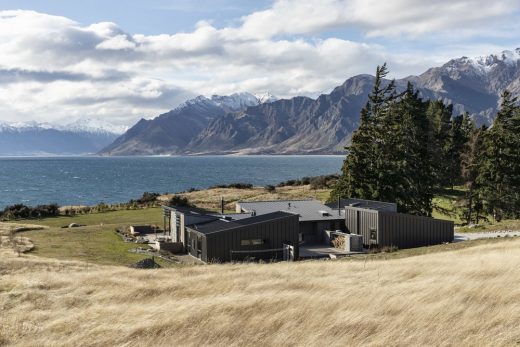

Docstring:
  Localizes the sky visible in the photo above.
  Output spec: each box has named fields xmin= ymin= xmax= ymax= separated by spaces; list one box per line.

xmin=0 ymin=0 xmax=519 ymax=128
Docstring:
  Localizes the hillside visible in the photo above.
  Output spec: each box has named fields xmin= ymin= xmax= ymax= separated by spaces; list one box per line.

xmin=1 ymin=237 xmax=519 ymax=346
xmin=100 ymin=48 xmax=520 ymax=156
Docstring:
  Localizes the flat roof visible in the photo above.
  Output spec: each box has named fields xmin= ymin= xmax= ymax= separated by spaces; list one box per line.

xmin=237 ymin=199 xmax=344 ymax=222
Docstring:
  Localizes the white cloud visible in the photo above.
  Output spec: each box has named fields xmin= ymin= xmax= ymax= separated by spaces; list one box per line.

xmin=238 ymin=0 xmax=520 ymax=38
xmin=0 ymin=2 xmax=518 ymax=126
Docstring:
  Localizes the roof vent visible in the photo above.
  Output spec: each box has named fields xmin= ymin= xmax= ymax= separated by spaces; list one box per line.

xmin=251 ymin=210 xmax=256 ymax=217
xmin=319 ymin=210 xmax=331 ymax=217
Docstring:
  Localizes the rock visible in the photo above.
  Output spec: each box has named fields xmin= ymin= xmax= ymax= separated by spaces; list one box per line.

xmin=129 ymin=258 xmax=161 ymax=269
xmin=68 ymin=223 xmax=85 ymax=228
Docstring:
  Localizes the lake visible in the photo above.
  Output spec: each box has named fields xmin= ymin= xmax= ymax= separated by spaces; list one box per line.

xmin=0 ymin=156 xmax=344 ymax=208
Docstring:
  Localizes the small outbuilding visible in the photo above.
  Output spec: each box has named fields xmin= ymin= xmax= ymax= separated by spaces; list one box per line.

xmin=345 ymin=205 xmax=454 ymax=249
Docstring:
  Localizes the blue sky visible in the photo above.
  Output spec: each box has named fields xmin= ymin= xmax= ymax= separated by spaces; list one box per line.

xmin=0 ymin=0 xmax=272 ymax=34
xmin=0 ymin=0 xmax=519 ymax=127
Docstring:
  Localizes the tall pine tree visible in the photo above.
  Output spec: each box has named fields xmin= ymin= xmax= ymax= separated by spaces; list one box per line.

xmin=331 ymin=63 xmax=395 ymax=201
xmin=476 ymin=90 xmax=520 ymax=220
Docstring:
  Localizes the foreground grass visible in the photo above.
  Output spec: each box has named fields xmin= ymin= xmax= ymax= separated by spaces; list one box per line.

xmin=1 ymin=239 xmax=520 ymax=346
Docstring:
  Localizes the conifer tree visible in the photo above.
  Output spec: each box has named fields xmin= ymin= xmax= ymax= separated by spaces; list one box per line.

xmin=331 ymin=63 xmax=395 ymax=201
xmin=460 ymin=126 xmax=486 ymax=224
xmin=389 ymin=83 xmax=433 ymax=215
xmin=477 ymin=90 xmax=520 ymax=220
xmin=426 ymin=100 xmax=453 ymax=187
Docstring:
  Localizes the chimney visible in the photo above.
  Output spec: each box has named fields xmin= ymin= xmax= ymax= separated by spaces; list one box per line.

xmin=221 ymin=197 xmax=224 ymax=214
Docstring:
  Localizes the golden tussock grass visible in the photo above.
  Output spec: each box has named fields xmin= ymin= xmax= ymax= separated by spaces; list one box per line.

xmin=160 ymin=185 xmax=330 ymax=211
xmin=1 ymin=239 xmax=520 ymax=346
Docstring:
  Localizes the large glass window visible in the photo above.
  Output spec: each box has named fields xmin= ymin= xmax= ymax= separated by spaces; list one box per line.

xmin=241 ymin=239 xmax=264 ymax=246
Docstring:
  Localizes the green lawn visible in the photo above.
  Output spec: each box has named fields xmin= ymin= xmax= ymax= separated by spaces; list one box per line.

xmin=432 ymin=187 xmax=466 ymax=224
xmin=19 ymin=207 xmax=163 ymax=228
xmin=13 ymin=208 xmax=175 ymax=267
xmin=22 ymin=225 xmax=174 ymax=267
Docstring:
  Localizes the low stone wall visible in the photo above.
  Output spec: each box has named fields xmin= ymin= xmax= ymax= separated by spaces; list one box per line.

xmin=155 ymin=241 xmax=184 ymax=254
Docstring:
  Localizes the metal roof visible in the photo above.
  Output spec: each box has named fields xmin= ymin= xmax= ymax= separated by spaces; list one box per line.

xmin=237 ymin=199 xmax=344 ymax=222
xmin=188 ymin=211 xmax=296 ymax=235
xmin=326 ymin=198 xmax=397 ymax=212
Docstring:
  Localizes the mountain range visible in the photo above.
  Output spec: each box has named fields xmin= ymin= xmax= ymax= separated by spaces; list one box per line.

xmin=2 ymin=49 xmax=520 ymax=156
xmin=100 ymin=48 xmax=520 ymax=156
xmin=0 ymin=119 xmax=125 ymax=156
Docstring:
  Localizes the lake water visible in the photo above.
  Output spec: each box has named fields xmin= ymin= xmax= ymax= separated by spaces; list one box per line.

xmin=0 ymin=156 xmax=344 ymax=208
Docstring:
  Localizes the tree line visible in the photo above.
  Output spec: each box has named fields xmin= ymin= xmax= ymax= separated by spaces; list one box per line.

xmin=331 ymin=64 xmax=520 ymax=223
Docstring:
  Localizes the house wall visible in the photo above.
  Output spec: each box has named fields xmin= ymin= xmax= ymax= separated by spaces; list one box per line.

xmin=203 ymin=214 xmax=300 ymax=263
xmin=187 ymin=229 xmax=207 ymax=260
xmin=345 ymin=206 xmax=454 ymax=249
xmin=378 ymin=212 xmax=454 ymax=248
xmin=345 ymin=207 xmax=379 ymax=246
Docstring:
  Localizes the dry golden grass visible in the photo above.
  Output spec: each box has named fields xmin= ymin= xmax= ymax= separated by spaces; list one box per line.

xmin=160 ymin=185 xmax=331 ymax=211
xmin=1 ymin=239 xmax=520 ymax=346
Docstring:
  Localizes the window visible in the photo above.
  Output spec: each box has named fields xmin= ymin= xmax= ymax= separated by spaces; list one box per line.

xmin=241 ymin=239 xmax=264 ymax=246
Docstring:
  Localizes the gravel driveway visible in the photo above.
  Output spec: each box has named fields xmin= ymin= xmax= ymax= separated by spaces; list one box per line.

xmin=454 ymin=230 xmax=520 ymax=242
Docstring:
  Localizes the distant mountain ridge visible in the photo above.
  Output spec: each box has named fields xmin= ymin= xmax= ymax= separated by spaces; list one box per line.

xmin=100 ymin=48 xmax=520 ymax=156
xmin=0 ymin=120 xmax=122 ymax=156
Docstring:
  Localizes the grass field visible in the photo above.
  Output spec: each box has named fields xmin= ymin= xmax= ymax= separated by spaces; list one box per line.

xmin=1 ymin=238 xmax=520 ymax=346
xmin=173 ymin=184 xmax=332 ymax=211
xmin=3 ymin=208 xmax=172 ymax=267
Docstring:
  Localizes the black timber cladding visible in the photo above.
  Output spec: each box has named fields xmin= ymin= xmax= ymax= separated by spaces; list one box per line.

xmin=345 ymin=206 xmax=454 ymax=249
xmin=187 ymin=211 xmax=300 ymax=262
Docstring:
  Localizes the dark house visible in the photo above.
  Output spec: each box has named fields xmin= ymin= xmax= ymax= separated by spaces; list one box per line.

xmin=186 ymin=211 xmax=299 ymax=262
xmin=345 ymin=205 xmax=454 ymax=249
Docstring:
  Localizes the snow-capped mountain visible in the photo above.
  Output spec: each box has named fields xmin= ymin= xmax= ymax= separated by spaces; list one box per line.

xmin=59 ymin=118 xmax=128 ymax=135
xmin=101 ymin=48 xmax=520 ymax=156
xmin=175 ymin=92 xmax=277 ymax=113
xmin=0 ymin=120 xmax=121 ymax=156
xmin=254 ymin=92 xmax=278 ymax=104
xmin=99 ymin=92 xmax=280 ymax=155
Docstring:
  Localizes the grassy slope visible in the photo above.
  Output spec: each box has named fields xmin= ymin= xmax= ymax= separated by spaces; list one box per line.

xmin=1 ymin=239 xmax=520 ymax=346
xmin=175 ymin=185 xmax=331 ymax=211
xmin=10 ymin=208 xmax=169 ymax=267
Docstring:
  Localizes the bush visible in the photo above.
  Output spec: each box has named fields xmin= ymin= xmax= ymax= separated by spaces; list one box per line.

xmin=0 ymin=203 xmax=60 ymax=220
xmin=167 ymin=195 xmax=192 ymax=207
xmin=209 ymin=183 xmax=253 ymax=189
xmin=264 ymin=185 xmax=276 ymax=193
xmin=277 ymin=174 xmax=340 ymax=188
xmin=128 ymin=192 xmax=160 ymax=206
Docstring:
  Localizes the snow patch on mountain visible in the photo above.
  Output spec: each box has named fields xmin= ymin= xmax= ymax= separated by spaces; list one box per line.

xmin=0 ymin=119 xmax=127 ymax=135
xmin=173 ymin=92 xmax=278 ymax=114
xmin=457 ymin=48 xmax=520 ymax=74
xmin=59 ymin=118 xmax=128 ymax=135
xmin=254 ymin=91 xmax=278 ymax=103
